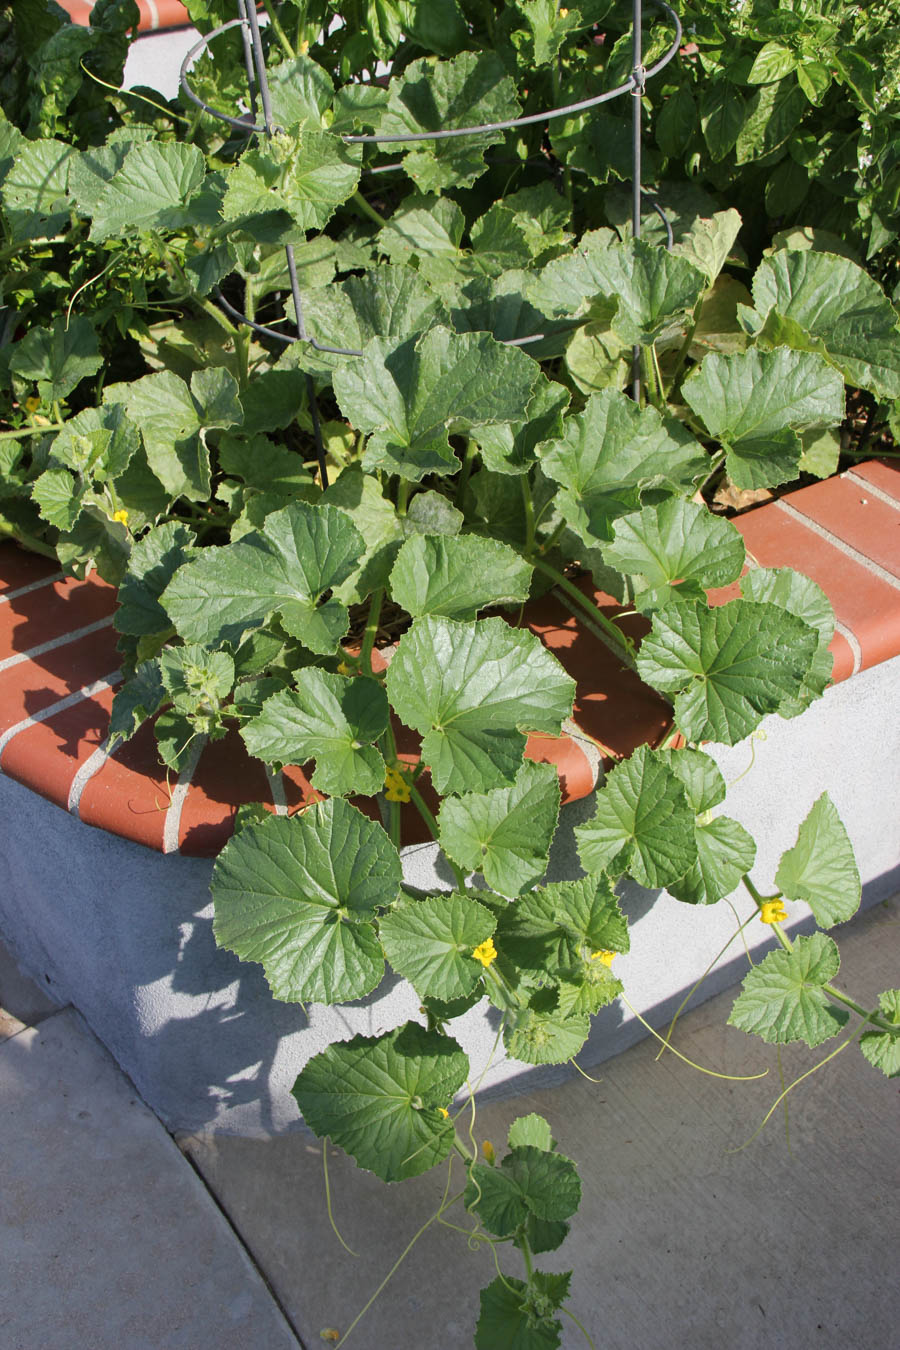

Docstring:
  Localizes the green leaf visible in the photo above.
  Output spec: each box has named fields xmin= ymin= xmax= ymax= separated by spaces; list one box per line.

xmin=159 ymin=642 xmax=234 ymax=713
xmin=9 ymin=316 xmax=102 ymax=403
xmin=379 ymin=892 xmax=496 ymax=1002
xmin=31 ymin=467 xmax=87 ymax=531
xmin=605 ymin=498 xmax=745 ymax=601
xmin=49 ymin=403 xmax=139 ymax=482
xmin=668 ymin=816 xmax=757 ymax=906
xmin=574 ymin=745 xmax=697 ymax=887
xmin=211 ymin=800 xmax=401 ymax=1005
xmin=221 ymin=125 xmax=360 ymax=233
xmin=385 ymin=616 xmax=575 ymax=795
xmin=267 ymin=53 xmax=334 ymax=129
xmin=381 ymin=53 xmax=519 ymax=191
xmin=115 ymin=368 xmax=240 ymax=502
xmin=161 ymin=501 xmax=365 ymax=654
xmin=504 ymin=999 xmax=590 ymax=1065
xmin=530 ymin=237 xmax=706 ymax=345
xmin=670 ymin=208 xmax=742 ymax=287
xmin=700 ymin=81 xmax=745 ymax=161
xmin=751 ymin=250 xmax=900 ymax=399
xmin=775 ymin=793 xmax=861 ymax=928
xmin=320 ymin=465 xmax=404 ymax=604
xmin=636 ymin=599 xmax=821 ymax=745
xmin=240 ymin=672 xmax=389 ymax=797
xmin=389 ymin=534 xmax=533 ymax=621
xmin=115 ymin=521 xmax=196 ymax=637
xmin=740 ymin=567 xmax=835 ymax=714
xmin=735 ymin=78 xmax=806 ymax=165
xmin=332 ymin=327 xmax=538 ymax=482
xmin=860 ymin=991 xmax=900 ymax=1078
xmin=682 ymin=348 xmax=845 ymax=490
xmin=476 ymin=1275 xmax=564 ymax=1350
xmin=88 ymin=140 xmax=206 ymax=241
xmin=536 ymin=388 xmax=707 ymax=546
xmin=298 ymin=265 xmax=446 ymax=363
xmin=291 ymin=1022 xmax=468 ymax=1182
xmin=495 ymin=875 xmax=628 ymax=978
xmin=747 ymin=42 xmax=797 ymax=85
xmin=659 ymin=747 xmax=726 ymax=814
xmin=1 ymin=136 xmax=73 ymax=240
xmin=107 ymin=660 xmax=167 ymax=749
xmin=507 ymin=1114 xmax=555 ymax=1152
xmin=728 ymin=933 xmax=849 ymax=1047
xmin=474 ymin=376 xmax=569 ymax=477
xmin=403 ymin=491 xmax=463 ymax=538
xmin=465 ymin=1145 xmax=581 ymax=1238
xmin=438 ymin=761 xmax=561 ymax=897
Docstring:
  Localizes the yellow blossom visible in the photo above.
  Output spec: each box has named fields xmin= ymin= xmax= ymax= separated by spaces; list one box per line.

xmin=384 ymin=764 xmax=410 ymax=802
xmin=300 ymin=39 xmax=310 ymax=54
xmin=760 ymin=900 xmax=787 ymax=925
xmin=590 ymin=949 xmax=616 ymax=966
xmin=336 ymin=660 xmax=354 ymax=676
xmin=438 ymin=1107 xmax=449 ymax=1119
xmin=24 ymin=396 xmax=41 ymax=414
xmin=559 ymin=7 xmax=569 ymax=15
xmin=113 ymin=508 xmax=129 ymax=526
xmin=472 ymin=937 xmax=497 ymax=968
xmin=482 ymin=1140 xmax=495 ymax=1164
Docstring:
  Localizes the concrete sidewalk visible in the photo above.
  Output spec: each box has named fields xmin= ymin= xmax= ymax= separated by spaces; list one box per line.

xmin=2 ymin=895 xmax=898 ymax=1350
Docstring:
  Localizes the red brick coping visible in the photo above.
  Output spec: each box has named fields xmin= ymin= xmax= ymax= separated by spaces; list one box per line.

xmin=1 ymin=461 xmax=897 ymax=856
xmin=60 ymin=0 xmax=192 ymax=32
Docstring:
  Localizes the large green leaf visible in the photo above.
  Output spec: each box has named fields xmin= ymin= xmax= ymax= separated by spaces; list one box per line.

xmin=860 ymin=991 xmax=900 ymax=1078
xmin=389 ymin=534 xmax=533 ymax=621
xmin=211 ymin=800 xmax=401 ymax=1005
xmin=604 ymin=498 xmax=745 ymax=604
xmin=88 ymin=140 xmax=206 ymax=241
xmin=438 ymin=761 xmax=561 ymax=897
xmin=332 ymin=327 xmax=538 ymax=481
xmin=474 ymin=376 xmax=569 ymax=477
xmin=9 ymin=316 xmax=102 ymax=403
xmin=221 ymin=125 xmax=360 ymax=233
xmin=115 ymin=521 xmax=196 ymax=637
xmin=635 ymin=599 xmax=820 ymax=745
xmin=574 ymin=745 xmax=697 ymax=887
xmin=381 ymin=52 xmax=520 ymax=191
xmin=48 ymin=403 xmax=140 ymax=482
xmin=296 ymin=266 xmax=446 ymax=364
xmin=291 ymin=1022 xmax=468 ymax=1182
xmin=465 ymin=1145 xmax=581 ymax=1238
xmin=320 ymin=465 xmax=404 ymax=604
xmin=775 ymin=793 xmax=861 ymax=928
xmin=385 ymin=616 xmax=575 ymax=795
xmin=751 ymin=249 xmax=900 ymax=399
xmin=504 ymin=998 xmax=590 ymax=1065
xmin=161 ymin=501 xmax=365 ymax=653
xmin=530 ymin=236 xmax=706 ymax=344
xmin=740 ymin=567 xmax=835 ymax=715
xmin=668 ymin=816 xmax=756 ymax=906
xmin=682 ymin=348 xmax=845 ymax=490
xmin=379 ymin=892 xmax=496 ymax=1002
xmin=476 ymin=1274 xmax=566 ymax=1350
xmin=728 ymin=933 xmax=849 ymax=1047
xmin=1 ymin=136 xmax=73 ymax=240
xmin=536 ymin=388 xmax=707 ymax=546
xmin=240 ymin=672 xmax=389 ymax=798
xmin=495 ymin=875 xmax=629 ymax=979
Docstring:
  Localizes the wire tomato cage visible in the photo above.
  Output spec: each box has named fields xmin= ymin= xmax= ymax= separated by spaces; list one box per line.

xmin=180 ymin=0 xmax=681 ymax=484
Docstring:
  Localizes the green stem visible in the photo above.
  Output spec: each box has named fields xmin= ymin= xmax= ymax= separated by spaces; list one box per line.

xmin=360 ymin=588 xmax=383 ymax=673
xmin=521 ymin=475 xmax=536 ymax=556
xmin=396 ymin=479 xmax=410 ymax=516
xmin=381 ymin=719 xmax=402 ymax=852
xmin=0 ymin=518 xmax=58 ymax=559
xmin=452 ymin=1134 xmax=475 ymax=1167
xmin=261 ymin=0 xmax=296 ymax=58
xmin=0 ymin=235 xmax=66 ymax=264
xmin=352 ymin=190 xmax=387 ymax=229
xmin=531 ymin=558 xmax=635 ymax=665
xmin=640 ymin=344 xmax=665 ymax=411
xmin=666 ymin=320 xmax=697 ymax=399
xmin=519 ymin=1234 xmax=535 ymax=1283
xmin=551 ymin=49 xmax=573 ymax=214
xmin=538 ymin=518 xmax=567 ymax=556
xmin=454 ymin=438 xmax=478 ymax=507
xmin=408 ymin=785 xmax=468 ymax=890
xmin=0 ymin=423 xmax=67 ymax=441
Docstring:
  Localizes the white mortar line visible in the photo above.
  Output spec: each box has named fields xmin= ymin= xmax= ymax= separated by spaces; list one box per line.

xmin=143 ymin=0 xmax=160 ymax=29
xmin=833 ymin=620 xmax=863 ymax=676
xmin=265 ymin=766 xmax=289 ymax=815
xmin=162 ymin=735 xmax=208 ymax=855
xmin=0 ymin=570 xmax=65 ymax=605
xmin=0 ymin=673 xmax=122 ymax=767
xmin=0 ymin=615 xmax=116 ymax=674
xmin=67 ymin=745 xmax=112 ymax=818
xmin=844 ymin=469 xmax=900 ymax=512
xmin=775 ymin=499 xmax=900 ymax=591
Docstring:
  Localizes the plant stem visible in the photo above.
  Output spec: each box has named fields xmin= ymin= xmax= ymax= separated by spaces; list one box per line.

xmin=381 ymin=719 xmax=402 ymax=851
xmin=455 ymin=438 xmax=478 ymax=507
xmin=408 ymin=785 xmax=468 ymax=890
xmin=519 ymin=1234 xmax=535 ymax=1283
xmin=666 ymin=320 xmax=697 ymax=399
xmin=360 ymin=588 xmax=383 ymax=673
xmin=0 ymin=423 xmax=67 ymax=441
xmin=531 ymin=557 xmax=635 ymax=664
xmin=539 ymin=518 xmax=567 ymax=555
xmin=521 ymin=475 xmax=536 ymax=556
xmin=352 ymin=190 xmax=387 ymax=229
xmin=261 ymin=0 xmax=296 ymax=58
xmin=640 ymin=343 xmax=665 ymax=411
xmin=396 ymin=478 xmax=410 ymax=516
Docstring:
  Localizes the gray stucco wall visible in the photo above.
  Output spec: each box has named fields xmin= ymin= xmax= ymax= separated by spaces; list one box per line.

xmin=1 ymin=654 xmax=897 ymax=1136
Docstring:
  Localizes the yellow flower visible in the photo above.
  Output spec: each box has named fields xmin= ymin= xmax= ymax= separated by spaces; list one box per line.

xmin=384 ymin=764 xmax=410 ymax=802
xmin=472 ymin=937 xmax=497 ymax=968
xmin=300 ymin=39 xmax=310 ymax=54
xmin=760 ymin=899 xmax=787 ymax=925
xmin=336 ymin=660 xmax=354 ymax=676
xmin=559 ymin=7 xmax=569 ymax=15
xmin=113 ymin=508 xmax=129 ymax=526
xmin=438 ymin=1107 xmax=449 ymax=1119
xmin=24 ymin=396 xmax=41 ymax=414
xmin=590 ymin=949 xmax=616 ymax=966
xmin=482 ymin=1139 xmax=495 ymax=1164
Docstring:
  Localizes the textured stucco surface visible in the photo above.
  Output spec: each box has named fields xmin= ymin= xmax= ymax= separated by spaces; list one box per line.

xmin=1 ymin=654 xmax=898 ymax=1135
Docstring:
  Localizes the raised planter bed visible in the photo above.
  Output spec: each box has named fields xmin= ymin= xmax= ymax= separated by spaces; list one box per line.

xmin=1 ymin=462 xmax=899 ymax=1134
